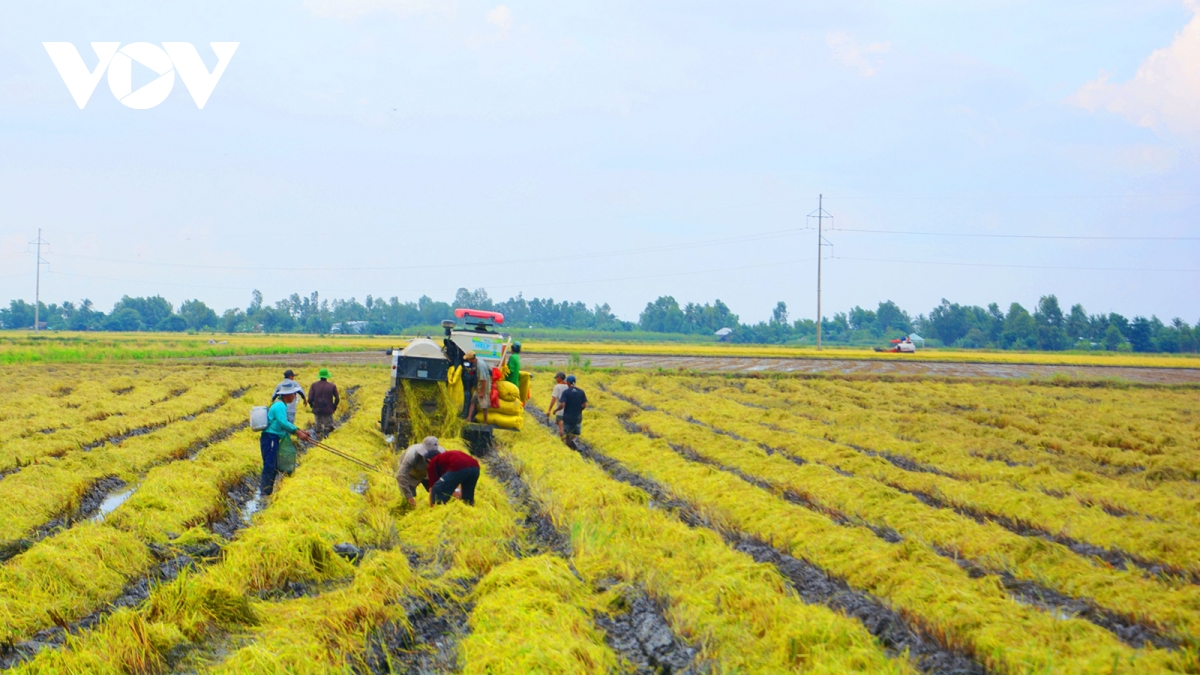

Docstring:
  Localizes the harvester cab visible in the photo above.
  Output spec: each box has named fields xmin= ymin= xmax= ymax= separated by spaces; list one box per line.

xmin=380 ymin=309 xmax=514 ymax=455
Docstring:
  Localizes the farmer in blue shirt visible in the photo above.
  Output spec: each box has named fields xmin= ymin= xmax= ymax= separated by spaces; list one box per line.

xmin=261 ymin=381 xmax=312 ymax=496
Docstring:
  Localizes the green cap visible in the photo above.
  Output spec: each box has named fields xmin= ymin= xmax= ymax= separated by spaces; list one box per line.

xmin=319 ymin=368 xmax=331 ymax=379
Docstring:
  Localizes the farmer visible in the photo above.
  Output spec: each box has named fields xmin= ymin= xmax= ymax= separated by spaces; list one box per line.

xmin=464 ymin=351 xmax=491 ymax=422
xmin=396 ymin=436 xmax=445 ymax=507
xmin=545 ymin=371 xmax=569 ymax=437
xmin=504 ymin=342 xmax=522 ymax=388
xmin=308 ymin=368 xmax=340 ymax=440
xmin=272 ymin=369 xmax=309 ymax=424
xmin=426 ymin=447 xmax=481 ymax=506
xmin=261 ymin=382 xmax=312 ymax=496
xmin=555 ymin=374 xmax=588 ymax=449
xmin=460 ymin=350 xmax=479 ymax=418
xmin=398 ymin=437 xmax=446 ymax=504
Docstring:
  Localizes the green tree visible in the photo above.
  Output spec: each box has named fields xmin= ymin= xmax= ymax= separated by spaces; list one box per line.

xmin=1103 ymin=324 xmax=1125 ymax=351
xmin=1034 ymin=295 xmax=1069 ymax=350
xmin=104 ymin=307 xmax=142 ymax=331
xmin=1066 ymin=303 xmax=1089 ymax=340
xmin=639 ymin=296 xmax=686 ymax=333
xmin=1127 ymin=317 xmax=1154 ymax=352
xmin=771 ymin=301 xmax=789 ymax=325
xmin=112 ymin=296 xmax=172 ymax=329
xmin=1001 ymin=303 xmax=1037 ymax=349
xmin=179 ymin=299 xmax=219 ymax=330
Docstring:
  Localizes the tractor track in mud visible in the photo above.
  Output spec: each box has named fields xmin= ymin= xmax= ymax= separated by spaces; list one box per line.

xmin=0 ymin=543 xmax=218 ymax=670
xmin=607 ymin=384 xmax=1197 ymax=585
xmin=361 ymin=439 xmax=703 ymax=675
xmin=0 ymin=420 xmax=251 ymax=562
xmin=602 ymin=388 xmax=1187 ymax=650
xmin=13 ymin=388 xmax=367 ymax=672
xmin=527 ymin=409 xmax=986 ymax=675
xmin=486 ymin=450 xmax=702 ymax=674
xmin=0 ymin=468 xmax=266 ymax=671
xmin=0 ymin=386 xmax=353 ymax=668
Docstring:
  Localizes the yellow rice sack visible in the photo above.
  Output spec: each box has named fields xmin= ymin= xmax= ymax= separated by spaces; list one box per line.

xmin=447 ymin=366 xmax=465 ymax=416
xmin=497 ymin=380 xmax=521 ymax=403
xmin=482 ymin=410 xmax=524 ymax=430
xmin=491 ymin=398 xmax=523 ymax=417
xmin=519 ymin=371 xmax=532 ymax=403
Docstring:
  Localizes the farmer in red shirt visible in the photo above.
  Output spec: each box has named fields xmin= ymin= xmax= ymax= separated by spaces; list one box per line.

xmin=425 ymin=448 xmax=481 ymax=506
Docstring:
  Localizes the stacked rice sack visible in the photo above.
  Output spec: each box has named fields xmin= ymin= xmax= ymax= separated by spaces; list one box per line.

xmin=482 ymin=380 xmax=524 ymax=430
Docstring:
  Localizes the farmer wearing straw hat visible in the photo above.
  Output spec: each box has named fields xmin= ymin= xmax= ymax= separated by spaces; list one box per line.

xmin=396 ymin=436 xmax=445 ymax=507
xmin=261 ymin=382 xmax=312 ymax=496
xmin=308 ymin=367 xmax=340 ymax=440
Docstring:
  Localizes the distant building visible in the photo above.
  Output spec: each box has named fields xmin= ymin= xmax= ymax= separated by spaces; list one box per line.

xmin=331 ymin=320 xmax=369 ymax=334
xmin=715 ymin=327 xmax=734 ymax=341
xmin=908 ymin=333 xmax=925 ymax=347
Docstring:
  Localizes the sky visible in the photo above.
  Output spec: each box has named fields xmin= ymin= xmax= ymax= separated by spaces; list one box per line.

xmin=1 ymin=0 xmax=1198 ymax=324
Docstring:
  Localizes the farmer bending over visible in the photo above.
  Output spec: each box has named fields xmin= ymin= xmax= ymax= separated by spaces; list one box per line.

xmin=261 ymin=382 xmax=311 ymax=496
xmin=396 ymin=436 xmax=445 ymax=507
xmin=427 ymin=448 xmax=480 ymax=506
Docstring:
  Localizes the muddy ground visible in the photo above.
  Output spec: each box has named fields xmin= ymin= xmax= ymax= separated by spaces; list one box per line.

xmin=214 ymin=351 xmax=1200 ymax=384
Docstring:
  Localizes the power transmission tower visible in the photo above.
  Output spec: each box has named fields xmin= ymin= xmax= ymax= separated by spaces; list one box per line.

xmin=29 ymin=229 xmax=49 ymax=332
xmin=806 ymin=195 xmax=833 ymax=349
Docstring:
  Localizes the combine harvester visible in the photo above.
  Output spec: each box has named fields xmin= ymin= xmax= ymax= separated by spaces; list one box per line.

xmin=875 ymin=335 xmax=919 ymax=353
xmin=380 ymin=308 xmax=529 ymax=455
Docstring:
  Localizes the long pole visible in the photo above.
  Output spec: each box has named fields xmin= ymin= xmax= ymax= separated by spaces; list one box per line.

xmin=34 ymin=228 xmax=41 ymax=333
xmin=816 ymin=195 xmax=822 ymax=350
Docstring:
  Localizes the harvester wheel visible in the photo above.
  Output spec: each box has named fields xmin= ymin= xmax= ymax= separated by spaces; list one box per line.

xmin=380 ymin=391 xmax=398 ymax=436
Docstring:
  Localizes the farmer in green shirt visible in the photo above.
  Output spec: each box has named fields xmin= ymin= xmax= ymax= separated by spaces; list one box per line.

xmin=505 ymin=342 xmax=522 ymax=387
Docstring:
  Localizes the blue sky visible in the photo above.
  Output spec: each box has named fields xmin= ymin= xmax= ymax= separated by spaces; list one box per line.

xmin=1 ymin=0 xmax=1197 ymax=323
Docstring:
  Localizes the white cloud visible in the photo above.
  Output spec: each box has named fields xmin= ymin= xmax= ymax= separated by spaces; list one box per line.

xmin=303 ymin=0 xmax=451 ymax=21
xmin=1073 ymin=9 xmax=1200 ymax=141
xmin=487 ymin=4 xmax=514 ymax=37
xmin=826 ymin=31 xmax=891 ymax=78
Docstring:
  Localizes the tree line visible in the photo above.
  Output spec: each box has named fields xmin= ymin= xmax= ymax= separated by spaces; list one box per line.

xmin=1 ymin=289 xmax=1197 ymax=353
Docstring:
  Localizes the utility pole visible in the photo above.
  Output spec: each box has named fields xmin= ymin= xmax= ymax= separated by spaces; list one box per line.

xmin=30 ymin=229 xmax=49 ymax=332
xmin=806 ymin=196 xmax=833 ymax=350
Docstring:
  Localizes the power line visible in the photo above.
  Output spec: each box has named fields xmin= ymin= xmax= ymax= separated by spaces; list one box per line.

xmin=49 ymin=229 xmax=799 ymax=272
xmin=41 ymin=257 xmax=819 ymax=299
xmin=832 ymin=228 xmax=1200 ymax=241
xmin=833 ymin=256 xmax=1200 ymax=273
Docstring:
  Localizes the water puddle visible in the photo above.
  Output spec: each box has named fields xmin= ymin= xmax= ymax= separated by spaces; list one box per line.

xmin=240 ymin=495 xmax=263 ymax=525
xmin=89 ymin=488 xmax=137 ymax=523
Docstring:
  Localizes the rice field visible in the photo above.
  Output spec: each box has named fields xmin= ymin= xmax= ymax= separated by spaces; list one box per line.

xmin=0 ymin=361 xmax=1198 ymax=673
